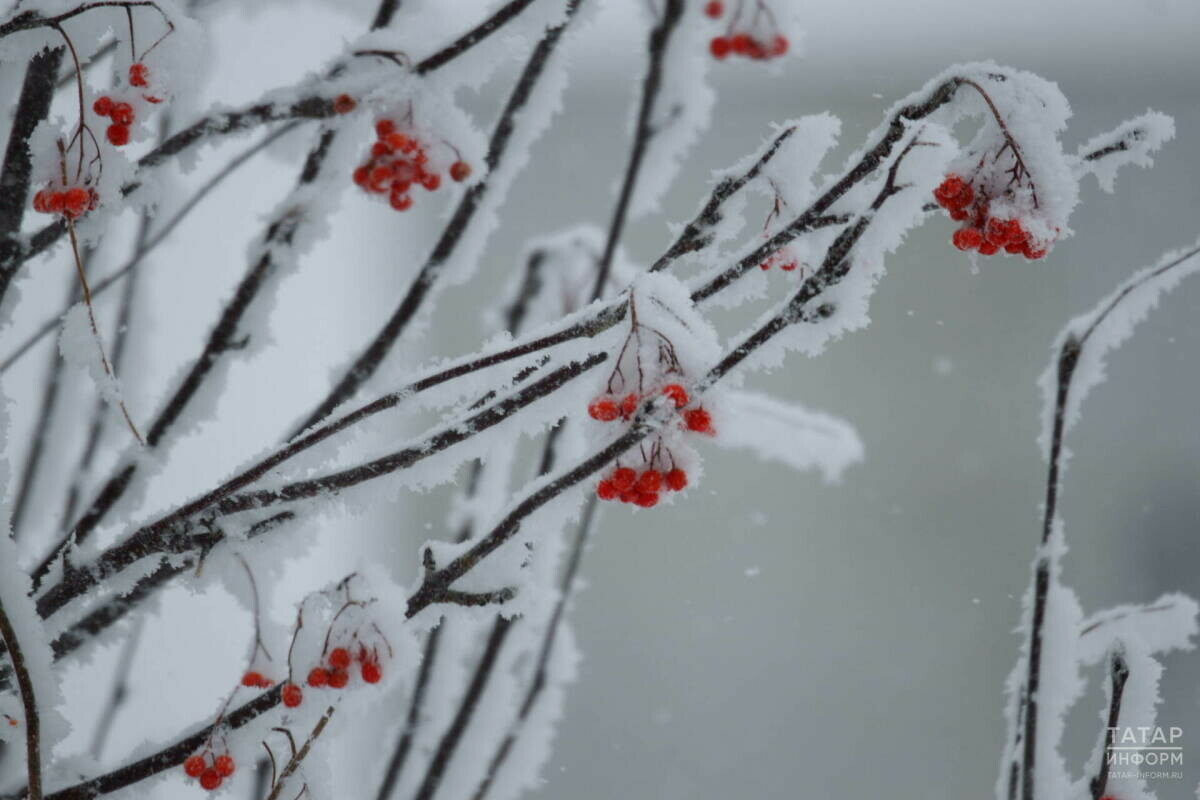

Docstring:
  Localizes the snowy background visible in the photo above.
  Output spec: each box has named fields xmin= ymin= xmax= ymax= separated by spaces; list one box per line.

xmin=2 ymin=0 xmax=1199 ymax=798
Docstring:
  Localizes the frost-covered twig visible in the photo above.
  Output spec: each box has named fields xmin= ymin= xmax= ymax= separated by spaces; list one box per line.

xmin=1010 ymin=237 xmax=1200 ymax=800
xmin=589 ymin=0 xmax=683 ymax=301
xmin=1088 ymin=648 xmax=1128 ymax=800
xmin=471 ymin=494 xmax=598 ymax=800
xmin=87 ymin=618 xmax=142 ymax=759
xmin=374 ymin=625 xmax=443 ymax=800
xmin=262 ymin=706 xmax=335 ymax=800
xmin=0 ymin=595 xmax=43 ymax=800
xmin=0 ymin=46 xmax=65 ymax=307
xmin=292 ymin=0 xmax=588 ymax=434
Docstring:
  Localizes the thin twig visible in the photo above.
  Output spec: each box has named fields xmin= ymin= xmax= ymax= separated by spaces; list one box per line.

xmin=263 ymin=707 xmax=335 ymax=800
xmin=1089 ymin=648 xmax=1129 ymax=800
xmin=0 ymin=593 xmax=43 ymax=800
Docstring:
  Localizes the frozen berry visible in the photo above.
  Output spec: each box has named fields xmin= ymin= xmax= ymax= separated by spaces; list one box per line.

xmin=619 ymin=393 xmax=639 ymax=418
xmin=361 ymin=661 xmax=382 ymax=684
xmin=661 ymin=384 xmax=688 ymax=408
xmin=636 ymin=470 xmax=663 ymax=493
xmin=376 ymin=119 xmax=396 ymax=138
xmin=329 ymin=648 xmax=351 ymax=670
xmin=333 ymin=94 xmax=357 ymax=114
xmin=328 ymin=668 xmax=350 ymax=689
xmin=184 ymin=755 xmax=206 ymax=778
xmin=106 ymin=124 xmax=130 ymax=146
xmin=770 ymin=35 xmax=789 ymax=56
xmin=62 ymin=187 xmax=89 ymax=219
xmin=128 ymin=63 xmax=149 ymax=87
xmin=709 ymin=36 xmax=731 ymax=59
xmin=110 ymin=102 xmax=134 ymax=126
xmin=588 ymin=398 xmax=619 ymax=421
xmin=633 ymin=492 xmax=659 ymax=508
xmin=731 ymin=33 xmax=752 ymax=54
xmin=683 ymin=408 xmax=714 ymax=435
xmin=978 ymin=240 xmax=1000 ymax=256
xmin=665 ymin=468 xmax=688 ymax=491
xmin=420 ymin=173 xmax=441 ymax=191
xmin=199 ymin=768 xmax=222 ymax=791
xmin=214 ymin=755 xmax=235 ymax=777
xmin=93 ymin=95 xmax=113 ymax=116
xmin=449 ymin=161 xmax=471 ymax=182
xmin=703 ymin=0 xmax=723 ymax=17
xmin=307 ymin=667 xmax=330 ymax=688
xmin=611 ymin=467 xmax=637 ymax=492
xmin=952 ymin=228 xmax=983 ymax=251
xmin=389 ymin=192 xmax=413 ymax=211
xmin=241 ymin=671 xmax=265 ymax=688
xmin=597 ymin=479 xmax=618 ymax=500
xmin=281 ymin=683 xmax=303 ymax=707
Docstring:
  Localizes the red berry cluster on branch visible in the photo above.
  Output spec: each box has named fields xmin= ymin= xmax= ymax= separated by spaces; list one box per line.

xmin=182 ymin=751 xmax=235 ymax=792
xmin=304 ymin=644 xmax=384 ymax=691
xmin=596 ymin=464 xmax=688 ymax=508
xmin=933 ymin=175 xmax=1048 ymax=259
xmin=94 ymin=62 xmax=163 ymax=147
xmin=31 ymin=185 xmax=98 ymax=220
xmin=352 ymin=118 xmax=471 ymax=212
xmin=707 ymin=0 xmax=788 ymax=61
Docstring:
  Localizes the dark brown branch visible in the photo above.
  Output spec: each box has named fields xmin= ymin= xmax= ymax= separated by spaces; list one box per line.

xmin=589 ymin=0 xmax=683 ymax=301
xmin=412 ymin=0 xmax=537 ymax=75
xmin=374 ymin=624 xmax=443 ymax=800
xmin=0 ymin=46 xmax=64 ymax=309
xmin=291 ymin=0 xmax=588 ymax=435
xmin=411 ymin=616 xmax=514 ymax=800
xmin=472 ymin=494 xmax=598 ymax=800
xmin=1089 ymin=648 xmax=1129 ymax=800
xmin=0 ymin=591 xmax=43 ymax=800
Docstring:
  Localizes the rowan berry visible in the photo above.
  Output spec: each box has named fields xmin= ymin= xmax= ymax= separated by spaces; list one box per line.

xmin=307 ymin=667 xmax=330 ymax=687
xmin=329 ymin=647 xmax=352 ymax=670
xmin=129 ymin=63 xmax=149 ymax=87
xmin=214 ymin=755 xmax=235 ymax=777
xmin=634 ymin=492 xmax=659 ymax=508
xmin=93 ymin=95 xmax=113 ymax=116
xmin=450 ymin=161 xmax=472 ymax=182
xmin=684 ymin=408 xmax=714 ymax=435
xmin=184 ymin=755 xmax=206 ymax=778
xmin=665 ymin=468 xmax=688 ymax=491
xmin=199 ymin=768 xmax=222 ymax=790
xmin=588 ymin=398 xmax=619 ymax=421
xmin=241 ymin=671 xmax=265 ymax=687
xmin=376 ymin=119 xmax=396 ymax=138
xmin=389 ymin=192 xmax=413 ymax=211
xmin=661 ymin=384 xmax=688 ymax=408
xmin=333 ymin=94 xmax=357 ymax=114
xmin=281 ymin=683 xmax=303 ymax=707
xmin=704 ymin=1 xmax=723 ymax=17
xmin=597 ymin=479 xmax=618 ymax=500
xmin=709 ymin=36 xmax=731 ymax=59
xmin=620 ymin=393 xmax=639 ymax=418
xmin=978 ymin=240 xmax=999 ymax=256
xmin=106 ymin=124 xmax=130 ymax=146
xmin=362 ymin=661 xmax=383 ymax=684
xmin=421 ymin=173 xmax=441 ymax=191
xmin=952 ymin=228 xmax=983 ymax=251
xmin=110 ymin=102 xmax=134 ymax=126
xmin=731 ymin=34 xmax=752 ymax=54
xmin=636 ymin=470 xmax=663 ymax=493
xmin=611 ymin=467 xmax=637 ymax=492
xmin=328 ymin=668 xmax=350 ymax=689
xmin=770 ymin=35 xmax=789 ymax=56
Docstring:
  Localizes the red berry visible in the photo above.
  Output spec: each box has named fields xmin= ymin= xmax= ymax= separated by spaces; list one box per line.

xmin=184 ymin=755 xmax=206 ymax=778
xmin=731 ymin=33 xmax=752 ymax=54
xmin=619 ymin=488 xmax=639 ymax=504
xmin=93 ymin=95 xmax=113 ymax=116
xmin=597 ymin=479 xmax=618 ymax=500
xmin=390 ymin=192 xmax=413 ymax=211
xmin=241 ymin=671 xmax=264 ymax=687
xmin=106 ymin=124 xmax=130 ymax=147
xmin=948 ymin=207 xmax=970 ymax=222
xmin=214 ymin=755 xmax=235 ymax=777
xmin=385 ymin=133 xmax=410 ymax=152
xmin=328 ymin=668 xmax=350 ymax=689
xmin=661 ymin=384 xmax=688 ymax=409
xmin=633 ymin=492 xmax=659 ymax=508
xmin=636 ymin=470 xmax=663 ymax=493
xmin=611 ymin=467 xmax=637 ymax=492
xmin=421 ymin=173 xmax=441 ymax=191
xmin=199 ymin=768 xmax=222 ymax=791
xmin=128 ymin=63 xmax=149 ymax=87
xmin=353 ymin=165 xmax=370 ymax=186
xmin=1023 ymin=243 xmax=1047 ymax=260
xmin=770 ymin=35 xmax=789 ymax=56
xmin=709 ymin=36 xmax=731 ymax=59
xmin=951 ymin=227 xmax=983 ymax=251
xmin=588 ymin=398 xmax=619 ymax=421
xmin=31 ymin=189 xmax=50 ymax=214
xmin=449 ymin=161 xmax=471 ymax=182
xmin=361 ymin=661 xmax=382 ymax=684
xmin=703 ymin=0 xmax=723 ymax=17
xmin=307 ymin=667 xmax=330 ymax=687
xmin=620 ymin=393 xmax=639 ymax=418
xmin=372 ymin=141 xmax=393 ymax=158
xmin=665 ymin=468 xmax=688 ymax=491
xmin=984 ymin=217 xmax=1010 ymax=246
xmin=110 ymin=102 xmax=134 ymax=126
xmin=684 ymin=408 xmax=714 ymax=435
xmin=281 ymin=683 xmax=303 ymax=707
xmin=978 ymin=240 xmax=1000 ymax=256
xmin=759 ymin=260 xmax=771 ymax=271
xmin=376 ymin=119 xmax=395 ymax=138
xmin=329 ymin=648 xmax=351 ymax=670
xmin=333 ymin=94 xmax=356 ymax=114
xmin=47 ymin=192 xmax=65 ymax=213
xmin=933 ymin=175 xmax=971 ymax=209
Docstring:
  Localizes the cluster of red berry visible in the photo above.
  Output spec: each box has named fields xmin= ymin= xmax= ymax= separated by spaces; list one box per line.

xmin=183 ymin=751 xmax=235 ymax=792
xmin=280 ymin=645 xmax=383 ymax=709
xmin=588 ymin=383 xmax=711 ymax=429
xmin=933 ymin=175 xmax=1047 ymax=260
xmin=352 ymin=119 xmax=471 ymax=212
xmin=93 ymin=63 xmax=161 ymax=147
xmin=705 ymin=1 xmax=788 ymax=61
xmin=596 ymin=466 xmax=688 ymax=508
xmin=31 ymin=185 xmax=98 ymax=219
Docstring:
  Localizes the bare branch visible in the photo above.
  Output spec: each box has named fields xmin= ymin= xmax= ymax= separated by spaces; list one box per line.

xmin=0 ymin=592 xmax=44 ymax=800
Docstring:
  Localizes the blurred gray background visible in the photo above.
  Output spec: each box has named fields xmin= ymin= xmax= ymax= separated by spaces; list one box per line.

xmin=3 ymin=0 xmax=1199 ymax=798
